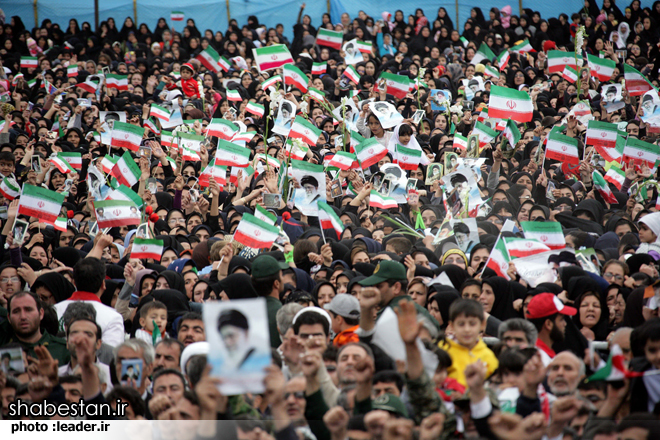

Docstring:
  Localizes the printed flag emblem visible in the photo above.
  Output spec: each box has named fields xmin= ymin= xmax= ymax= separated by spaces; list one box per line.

xmin=507 ymin=100 xmax=516 ymax=109
xmin=38 ymin=201 xmax=45 ymax=208
xmin=540 ymin=235 xmax=548 ymax=242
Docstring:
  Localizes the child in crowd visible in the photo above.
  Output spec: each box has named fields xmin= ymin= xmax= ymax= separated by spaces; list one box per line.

xmin=438 ymin=299 xmax=499 ymax=387
xmin=135 ymin=300 xmax=168 ymax=345
xmin=433 ymin=347 xmax=466 ymax=404
xmin=630 ymin=318 xmax=660 ymax=413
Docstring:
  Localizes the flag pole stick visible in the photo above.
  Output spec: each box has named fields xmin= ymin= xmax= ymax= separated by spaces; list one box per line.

xmin=320 ymin=224 xmax=326 ymax=244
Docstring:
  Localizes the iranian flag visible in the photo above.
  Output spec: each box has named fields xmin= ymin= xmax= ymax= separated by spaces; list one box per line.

xmin=0 ymin=177 xmax=20 ymax=200
xmin=150 ymin=104 xmax=170 ymax=121
xmin=176 ymin=132 xmax=204 ymax=152
xmin=21 ymin=57 xmax=38 ymax=69
xmin=58 ymin=152 xmax=82 ymax=170
xmin=261 ymin=75 xmax=281 ymax=90
xmin=355 ymin=138 xmax=387 ymax=168
xmin=521 ymin=221 xmax=565 ymax=250
xmin=343 ymin=65 xmax=360 ymax=84
xmin=50 ymin=154 xmax=76 ymax=174
xmin=100 ymin=155 xmax=118 ymax=174
xmin=171 ymin=11 xmax=184 ymax=21
xmin=471 ymin=43 xmax=495 ymax=65
xmin=252 ymin=45 xmax=293 ymax=72
xmin=369 ymin=190 xmax=397 ymax=209
xmin=595 ymin=134 xmax=624 ymax=163
xmin=623 ymin=137 xmax=660 ymax=168
xmin=207 ymin=118 xmax=238 ymax=140
xmin=503 ymin=237 xmax=551 ymax=259
xmin=624 ymin=64 xmax=654 ymax=96
xmin=182 ymin=146 xmax=200 ymax=161
xmin=227 ymin=89 xmax=241 ymax=101
xmin=93 ymin=200 xmax=141 ymax=228
xmin=290 ymin=116 xmax=322 ymax=146
xmin=502 ymin=119 xmax=521 ymax=148
xmin=67 ymin=65 xmax=78 ymax=77
xmin=312 ymin=62 xmax=327 ymax=75
xmin=604 ymin=163 xmax=626 ymax=190
xmin=54 ymin=217 xmax=68 ymax=232
xmin=489 ymin=86 xmax=533 ymax=122
xmin=160 ymin=131 xmax=174 ymax=147
xmin=562 ymin=66 xmax=578 ymax=83
xmin=309 ymin=87 xmax=326 ymax=103
xmin=511 ymin=40 xmax=534 ymax=53
xmin=285 ymin=138 xmax=309 ymax=160
xmin=196 ymin=47 xmax=223 ymax=73
xmin=356 ymin=40 xmax=372 ymax=53
xmin=131 ymin=238 xmax=164 ymax=261
xmin=233 ymin=213 xmax=280 ymax=249
xmin=76 ymin=81 xmax=98 ymax=94
xmin=254 ymin=153 xmax=280 ymax=169
xmin=144 ymin=117 xmax=161 ymax=135
xmin=283 ymin=64 xmax=309 ymax=92
xmin=233 ymin=132 xmax=256 ymax=143
xmin=254 ymin=204 xmax=276 ymax=225
xmin=229 ymin=164 xmax=254 ymax=184
xmin=484 ymin=65 xmax=500 ymax=78
xmin=106 ymin=74 xmax=128 ymax=91
xmin=246 ymin=102 xmax=265 ymax=118
xmin=587 ymin=54 xmax=615 ymax=82
xmin=106 ymin=186 xmax=143 ymax=207
xmin=545 ymin=130 xmax=580 ymax=165
xmin=318 ymin=200 xmax=344 ymax=239
xmin=485 ymin=238 xmax=510 ymax=279
xmin=472 ymin=121 xmax=498 ymax=146
xmin=379 ymin=72 xmax=410 ymax=99
xmin=316 ymin=28 xmax=343 ymax=50
xmin=325 ymin=151 xmax=357 ymax=170
xmin=547 ymin=50 xmax=578 ymax=73
xmin=453 ymin=134 xmax=468 ymax=150
xmin=588 ymin=345 xmax=644 ymax=381
xmin=393 ymin=144 xmax=422 ymax=170
xmin=111 ymin=121 xmax=144 ymax=152
xmin=586 ymin=120 xmax=618 ymax=148
xmin=497 ymin=50 xmax=510 ymax=70
xmin=215 ymin=139 xmax=251 ymax=167
xmin=111 ymin=151 xmax=141 ymax=187
xmin=199 ymin=163 xmax=226 ymax=187
xmin=593 ymin=170 xmax=618 ymax=203
xmin=18 ymin=184 xmax=64 ymax=223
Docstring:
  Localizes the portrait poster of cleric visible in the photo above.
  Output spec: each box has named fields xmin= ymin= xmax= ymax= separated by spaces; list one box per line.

xmin=204 ymin=298 xmax=271 ymax=395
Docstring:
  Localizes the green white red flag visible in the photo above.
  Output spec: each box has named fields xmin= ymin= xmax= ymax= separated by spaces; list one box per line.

xmin=355 ymin=138 xmax=387 ymax=168
xmin=356 ymin=40 xmax=372 ymax=53
xmin=227 ymin=89 xmax=241 ymax=101
xmin=18 ymin=184 xmax=65 ymax=224
xmin=545 ymin=130 xmax=580 ymax=165
xmin=484 ymin=65 xmax=500 ymax=78
xmin=111 ymin=121 xmax=144 ymax=152
xmin=521 ymin=221 xmax=565 ymax=250
xmin=150 ymin=104 xmax=170 ymax=121
xmin=312 ymin=62 xmax=327 ymax=75
xmin=111 ymin=151 xmax=142 ymax=187
xmin=547 ymin=50 xmax=578 ymax=73
xmin=105 ymin=74 xmax=128 ymax=90
xmin=489 ymin=85 xmax=533 ymax=122
xmin=254 ymin=204 xmax=277 ymax=225
xmin=453 ymin=134 xmax=468 ymax=150
xmin=21 ymin=57 xmax=38 ymax=68
xmin=100 ymin=155 xmax=118 ymax=174
xmin=283 ymin=64 xmax=309 ymax=92
xmin=485 ymin=237 xmax=510 ymax=279
xmin=511 ymin=39 xmax=534 ymax=53
xmin=324 ymin=151 xmax=357 ymax=170
xmin=317 ymin=200 xmax=344 ymax=239
xmin=261 ymin=75 xmax=281 ymax=90
xmin=160 ymin=131 xmax=174 ymax=147
xmin=588 ymin=345 xmax=644 ymax=381
xmin=369 ymin=190 xmax=397 ymax=209
xmin=562 ymin=66 xmax=578 ymax=83
xmin=170 ymin=11 xmax=184 ymax=21
xmin=106 ymin=185 xmax=143 ymax=207
xmin=496 ymin=50 xmax=510 ymax=70
xmin=503 ymin=237 xmax=551 ymax=259
xmin=93 ymin=200 xmax=141 ymax=228
xmin=0 ymin=177 xmax=20 ymax=200
xmin=144 ymin=117 xmax=161 ymax=135
xmin=199 ymin=162 xmax=226 ymax=188
xmin=472 ymin=121 xmax=498 ymax=147
xmin=252 ymin=45 xmax=293 ymax=72
xmin=587 ymin=54 xmax=615 ymax=82
xmin=233 ymin=213 xmax=280 ymax=248
xmin=215 ymin=139 xmax=251 ymax=167
xmin=316 ymin=28 xmax=343 ymax=50
xmin=245 ymin=102 xmax=264 ymax=118
xmin=131 ymin=238 xmax=164 ymax=261
xmin=393 ymin=144 xmax=422 ymax=170
xmin=308 ymin=87 xmax=326 ymax=103
xmin=285 ymin=138 xmax=309 ymax=160
xmin=379 ymin=72 xmax=410 ymax=99
xmin=471 ymin=43 xmax=495 ymax=65
xmin=623 ymin=64 xmax=654 ymax=96
xmin=206 ymin=118 xmax=238 ymax=140
xmin=586 ymin=120 xmax=618 ymax=148
xmin=49 ymin=154 xmax=76 ymax=174
xmin=57 ymin=152 xmax=82 ymax=170
xmin=623 ymin=137 xmax=660 ymax=168
xmin=604 ymin=163 xmax=625 ymax=190
xmin=593 ymin=170 xmax=618 ymax=203
xmin=343 ymin=66 xmax=361 ymax=84
xmin=289 ymin=116 xmax=322 ymax=146
xmin=67 ymin=65 xmax=78 ymax=77
xmin=196 ymin=46 xmax=226 ymax=73
xmin=502 ymin=119 xmax=521 ymax=148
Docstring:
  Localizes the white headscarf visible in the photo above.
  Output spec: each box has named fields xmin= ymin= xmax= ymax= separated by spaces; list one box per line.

xmin=618 ymin=22 xmax=631 ymax=46
xmin=386 ymin=123 xmax=430 ymax=165
xmin=640 ymin=212 xmax=660 ymax=241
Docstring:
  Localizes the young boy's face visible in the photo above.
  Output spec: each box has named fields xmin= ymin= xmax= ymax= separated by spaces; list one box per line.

xmin=433 ymin=368 xmax=448 ymax=388
xmin=644 ymin=338 xmax=660 ymax=369
xmin=181 ymin=69 xmax=192 ymax=80
xmin=451 ymin=314 xmax=482 ymax=349
xmin=141 ymin=308 xmax=168 ymax=335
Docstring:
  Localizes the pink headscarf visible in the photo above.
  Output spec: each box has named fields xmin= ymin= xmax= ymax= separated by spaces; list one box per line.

xmin=500 ymin=6 xmax=512 ymax=29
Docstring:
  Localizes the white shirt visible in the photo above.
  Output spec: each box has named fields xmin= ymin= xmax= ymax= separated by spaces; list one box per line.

xmin=54 ymin=292 xmax=125 ymax=347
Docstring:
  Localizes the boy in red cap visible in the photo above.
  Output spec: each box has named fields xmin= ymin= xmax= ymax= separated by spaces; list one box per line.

xmin=180 ymin=63 xmax=200 ymax=99
xmin=525 ymin=293 xmax=577 ymax=366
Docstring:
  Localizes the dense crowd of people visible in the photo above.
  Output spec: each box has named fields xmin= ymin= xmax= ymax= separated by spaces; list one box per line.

xmin=0 ymin=2 xmax=659 ymax=440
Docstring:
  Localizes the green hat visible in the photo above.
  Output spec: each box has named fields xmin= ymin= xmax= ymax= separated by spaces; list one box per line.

xmin=358 ymin=260 xmax=407 ymax=286
xmin=371 ymin=393 xmax=408 ymax=418
xmin=251 ymin=255 xmax=289 ymax=278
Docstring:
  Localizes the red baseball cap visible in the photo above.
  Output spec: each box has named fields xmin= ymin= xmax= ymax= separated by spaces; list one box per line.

xmin=526 ymin=293 xmax=577 ymax=319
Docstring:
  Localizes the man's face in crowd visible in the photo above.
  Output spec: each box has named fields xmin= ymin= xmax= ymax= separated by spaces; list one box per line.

xmin=1 ymin=386 xmax=15 ymax=416
xmin=644 ymin=338 xmax=660 ymax=370
xmin=62 ymin=380 xmax=83 ymax=403
xmin=153 ymin=373 xmax=185 ymax=403
xmin=337 ymin=345 xmax=368 ymax=386
xmin=547 ymin=352 xmax=583 ymax=396
xmin=284 ymin=376 xmax=307 ymax=423
xmin=177 ymin=319 xmax=206 ymax=347
xmin=67 ymin=319 xmax=100 ymax=358
xmin=8 ymin=294 xmax=43 ymax=340
xmin=154 ymin=343 xmax=182 ymax=373
xmin=297 ymin=323 xmax=328 ymax=353
xmin=501 ymin=330 xmax=529 ymax=349
xmin=372 ymin=381 xmax=400 ymax=399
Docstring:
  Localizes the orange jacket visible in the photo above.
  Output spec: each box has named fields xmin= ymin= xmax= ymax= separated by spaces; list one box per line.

xmin=333 ymin=325 xmax=360 ymax=347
